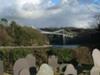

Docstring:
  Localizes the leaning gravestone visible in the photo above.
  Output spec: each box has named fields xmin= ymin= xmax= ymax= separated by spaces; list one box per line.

xmin=37 ymin=64 xmax=54 ymax=75
xmin=13 ymin=54 xmax=36 ymax=75
xmin=90 ymin=49 xmax=100 ymax=75
xmin=0 ymin=61 xmax=3 ymax=75
xmin=48 ymin=55 xmax=59 ymax=71
xmin=64 ymin=64 xmax=77 ymax=75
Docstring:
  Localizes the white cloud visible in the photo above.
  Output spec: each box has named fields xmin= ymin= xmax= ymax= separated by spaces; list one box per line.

xmin=15 ymin=0 xmax=63 ymax=18
xmin=0 ymin=0 xmax=100 ymax=28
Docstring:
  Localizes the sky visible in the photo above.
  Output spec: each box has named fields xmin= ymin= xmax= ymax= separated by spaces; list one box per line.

xmin=0 ymin=0 xmax=100 ymax=28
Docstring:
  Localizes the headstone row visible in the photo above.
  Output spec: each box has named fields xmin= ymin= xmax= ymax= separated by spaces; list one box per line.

xmin=13 ymin=54 xmax=77 ymax=75
xmin=13 ymin=48 xmax=100 ymax=75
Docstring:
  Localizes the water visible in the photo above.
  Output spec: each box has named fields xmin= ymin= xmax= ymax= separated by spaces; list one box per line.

xmin=52 ymin=45 xmax=79 ymax=48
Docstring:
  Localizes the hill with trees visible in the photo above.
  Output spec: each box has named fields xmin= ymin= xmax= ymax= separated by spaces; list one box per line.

xmin=0 ymin=18 xmax=49 ymax=46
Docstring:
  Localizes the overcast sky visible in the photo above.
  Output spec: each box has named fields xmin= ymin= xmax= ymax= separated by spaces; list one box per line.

xmin=0 ymin=0 xmax=100 ymax=28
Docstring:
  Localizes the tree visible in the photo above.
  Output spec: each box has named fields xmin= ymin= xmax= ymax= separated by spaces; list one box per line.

xmin=0 ymin=26 xmax=13 ymax=45
xmin=1 ymin=18 xmax=8 ymax=23
xmin=0 ymin=20 xmax=49 ymax=46
xmin=0 ymin=18 xmax=8 ymax=26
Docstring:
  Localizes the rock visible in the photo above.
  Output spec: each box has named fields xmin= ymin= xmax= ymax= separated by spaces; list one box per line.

xmin=37 ymin=64 xmax=54 ymax=75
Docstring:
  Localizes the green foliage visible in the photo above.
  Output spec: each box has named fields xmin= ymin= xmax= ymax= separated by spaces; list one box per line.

xmin=10 ymin=48 xmax=32 ymax=62
xmin=0 ymin=47 xmax=73 ymax=74
xmin=48 ymin=48 xmax=73 ymax=62
xmin=0 ymin=24 xmax=13 ymax=46
xmin=0 ymin=48 xmax=33 ymax=73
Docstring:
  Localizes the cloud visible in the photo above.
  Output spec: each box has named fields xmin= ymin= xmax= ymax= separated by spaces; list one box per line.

xmin=0 ymin=0 xmax=100 ymax=28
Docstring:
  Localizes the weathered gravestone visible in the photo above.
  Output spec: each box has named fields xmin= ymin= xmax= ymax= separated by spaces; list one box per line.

xmin=48 ymin=55 xmax=59 ymax=71
xmin=59 ymin=64 xmax=67 ymax=74
xmin=37 ymin=64 xmax=54 ymax=75
xmin=90 ymin=67 xmax=100 ymax=75
xmin=26 ymin=54 xmax=36 ymax=67
xmin=20 ymin=67 xmax=37 ymax=75
xmin=92 ymin=49 xmax=100 ymax=67
xmin=29 ymin=67 xmax=37 ymax=75
xmin=90 ymin=49 xmax=100 ymax=75
xmin=0 ymin=61 xmax=3 ymax=75
xmin=13 ymin=54 xmax=36 ymax=75
xmin=64 ymin=64 xmax=77 ymax=75
xmin=20 ymin=68 xmax=30 ymax=75
xmin=13 ymin=58 xmax=28 ymax=75
xmin=26 ymin=54 xmax=37 ymax=75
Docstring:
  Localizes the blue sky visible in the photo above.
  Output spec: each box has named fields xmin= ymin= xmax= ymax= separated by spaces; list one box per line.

xmin=52 ymin=0 xmax=61 ymax=5
xmin=0 ymin=0 xmax=100 ymax=28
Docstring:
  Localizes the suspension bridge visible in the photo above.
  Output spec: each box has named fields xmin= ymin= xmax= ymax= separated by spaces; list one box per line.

xmin=39 ymin=29 xmax=77 ymax=45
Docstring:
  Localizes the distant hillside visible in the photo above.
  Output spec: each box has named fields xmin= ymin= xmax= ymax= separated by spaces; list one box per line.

xmin=0 ymin=20 xmax=49 ymax=46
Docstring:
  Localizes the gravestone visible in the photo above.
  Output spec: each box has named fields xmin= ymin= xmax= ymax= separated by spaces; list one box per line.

xmin=59 ymin=64 xmax=67 ymax=73
xmin=13 ymin=54 xmax=36 ymax=75
xmin=90 ymin=49 xmax=100 ymax=75
xmin=13 ymin=58 xmax=28 ymax=75
xmin=19 ymin=67 xmax=37 ymax=75
xmin=64 ymin=64 xmax=77 ymax=75
xmin=37 ymin=64 xmax=54 ymax=75
xmin=20 ymin=68 xmax=30 ymax=75
xmin=0 ymin=61 xmax=3 ymax=75
xmin=48 ymin=55 xmax=59 ymax=71
xmin=26 ymin=54 xmax=36 ymax=67
xmin=90 ymin=66 xmax=100 ymax=75
xmin=29 ymin=67 xmax=37 ymax=75
xmin=92 ymin=49 xmax=100 ymax=67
